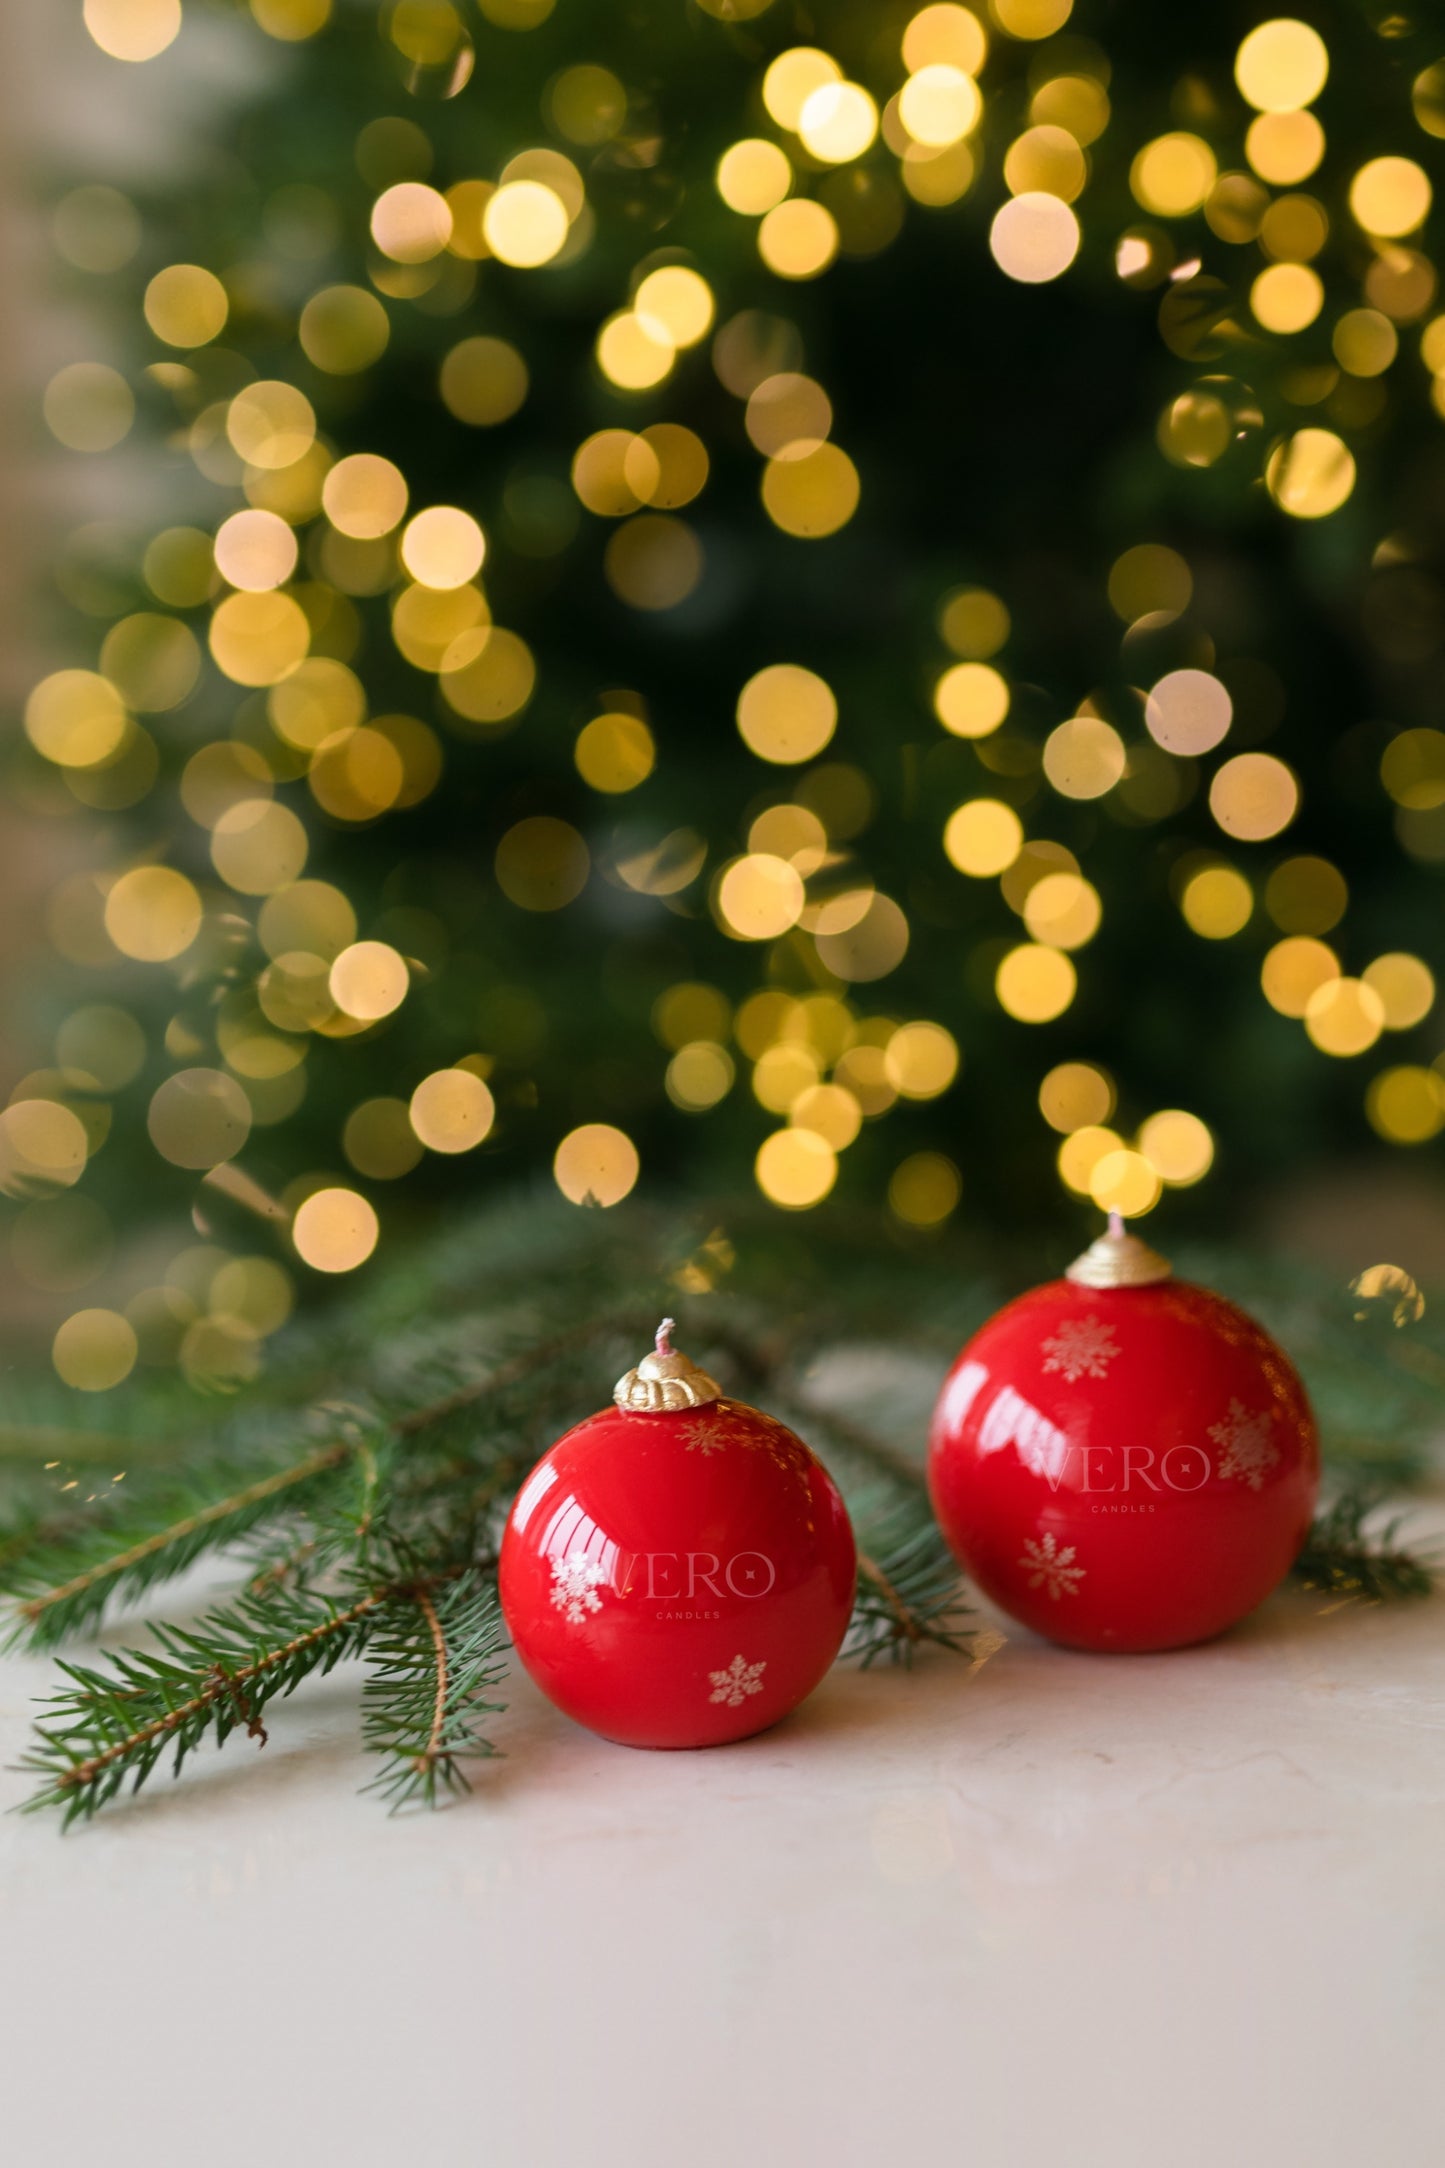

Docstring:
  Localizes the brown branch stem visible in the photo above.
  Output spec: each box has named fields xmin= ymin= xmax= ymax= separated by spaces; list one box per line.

xmin=856 ymin=1551 xmax=924 ymax=1645
xmin=413 ymin=1585 xmax=449 ymax=1773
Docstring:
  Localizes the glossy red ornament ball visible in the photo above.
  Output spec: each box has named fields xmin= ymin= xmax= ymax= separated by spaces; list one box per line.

xmin=928 ymin=1220 xmax=1320 ymax=1653
xmin=499 ymin=1322 xmax=857 ymax=1747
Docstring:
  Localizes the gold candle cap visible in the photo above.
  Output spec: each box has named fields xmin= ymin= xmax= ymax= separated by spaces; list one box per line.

xmin=614 ymin=1318 xmax=723 ymax=1413
xmin=1066 ymin=1210 xmax=1172 ymax=1290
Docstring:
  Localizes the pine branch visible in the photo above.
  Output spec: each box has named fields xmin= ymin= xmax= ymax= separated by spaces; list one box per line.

xmin=1 ymin=1423 xmax=365 ymax=1650
xmin=17 ymin=1564 xmax=473 ymax=1826
xmin=361 ymin=1568 xmax=507 ymax=1810
xmin=1291 ymin=1490 xmax=1436 ymax=1603
xmin=847 ymin=1491 xmax=974 ymax=1666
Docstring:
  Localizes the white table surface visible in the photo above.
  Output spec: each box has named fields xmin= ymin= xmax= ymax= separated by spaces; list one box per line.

xmin=3 ymin=1523 xmax=1442 ymax=2168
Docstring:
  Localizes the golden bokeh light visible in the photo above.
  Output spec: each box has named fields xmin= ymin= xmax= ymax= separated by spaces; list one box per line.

xmin=666 ymin=1042 xmax=735 ymax=1112
xmin=1088 ymin=1147 xmax=1161 ymax=1218
xmin=755 ymin=1127 xmax=837 ymax=1210
xmin=1209 ymin=753 xmax=1299 ymax=842
xmin=996 ymin=943 xmax=1076 ymax=1022
xmin=934 ymin=661 xmax=1008 ymax=737
xmin=1145 ymin=669 xmax=1232 ymax=756
xmin=495 ymin=817 xmax=590 ymax=911
xmin=1246 ymin=111 xmax=1324 ymax=186
xmin=409 ymin=1068 xmax=496 ymax=1153
xmin=440 ymin=336 xmax=528 ymax=425
xmin=634 ymin=266 xmax=715 ymax=348
xmin=1039 ymin=1061 xmax=1114 ymax=1133
xmin=84 ymin=0 xmax=181 ymax=62
xmin=717 ymin=140 xmax=792 ymax=216
xmin=900 ymin=66 xmax=983 ymax=149
xmin=736 ymin=663 xmax=837 ymax=763
xmin=0 ymin=1100 xmax=90 ymax=1199
xmin=25 ymin=670 xmax=128 ymax=769
xmin=147 ymin=1067 xmax=252 ymax=1168
xmin=797 ymin=82 xmax=879 ymax=165
xmin=329 ymin=941 xmax=410 ymax=1020
xmin=299 ymin=284 xmax=390 ymax=373
xmin=483 ymin=180 xmax=568 ymax=266
xmin=104 ymin=865 xmax=202 ymax=961
xmin=888 ymin=1151 xmax=961 ymax=1226
xmin=1261 ymin=935 xmax=1339 ymax=1018
xmin=604 ymin=515 xmax=703 ymax=611
xmin=1265 ymin=428 xmax=1355 ymax=518
xmin=400 ymin=506 xmax=485 ymax=588
xmin=1042 ymin=715 xmax=1126 ymax=799
xmin=758 ymin=200 xmax=840 ymax=281
xmin=717 ymin=854 xmax=806 ymax=940
xmin=746 ymin=374 xmax=832 ymax=461
xmin=144 ymin=263 xmax=228 ymax=347
xmin=209 ymin=589 xmax=311 ymax=686
xmin=214 ymin=508 xmax=298 ymax=592
xmin=761 ymin=442 xmax=858 ymax=536
xmin=1130 ymin=135 xmax=1216 ymax=217
xmin=596 ymin=311 xmax=675 ymax=389
xmin=323 ymin=453 xmax=408 ymax=539
xmin=1362 ymin=952 xmax=1434 ymax=1031
xmin=370 ymin=180 xmax=452 ymax=262
xmin=554 ymin=1123 xmax=639 ymax=1206
xmin=1181 ymin=864 xmax=1252 ymax=940
xmin=292 ymin=1186 xmax=380 ymax=1272
xmin=1138 ymin=1108 xmax=1213 ymax=1186
xmin=989 ymin=192 xmax=1079 ymax=282
xmin=993 ymin=0 xmax=1071 ymax=35
xmin=1058 ymin=1123 xmax=1124 ymax=1194
xmin=1332 ymin=308 xmax=1397 ymax=377
xmin=1305 ymin=977 xmax=1385 ymax=1058
xmin=226 ymin=380 xmax=316 ymax=469
xmin=1350 ymin=157 xmax=1432 ymax=239
xmin=814 ymin=893 xmax=909 ymax=981
xmin=52 ymin=1308 xmax=138 ymax=1390
xmin=1251 ymin=262 xmax=1323 ymax=334
xmin=1367 ymin=1067 xmax=1445 ymax=1145
xmin=884 ymin=1021 xmax=959 ymax=1098
xmin=576 ymin=711 xmax=655 ymax=793
xmin=902 ymin=5 xmax=987 ymax=73
xmin=1234 ymin=20 xmax=1328 ymax=113
xmin=1023 ymin=872 xmax=1102 ymax=950
xmin=45 ymin=362 xmax=134 ymax=452
xmin=762 ymin=47 xmax=841 ymax=130
xmin=944 ymin=797 xmax=1023 ymax=876
xmin=210 ymin=799 xmax=309 ymax=894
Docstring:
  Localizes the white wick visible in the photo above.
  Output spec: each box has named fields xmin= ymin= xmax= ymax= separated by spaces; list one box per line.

xmin=655 ymin=1317 xmax=676 ymax=1356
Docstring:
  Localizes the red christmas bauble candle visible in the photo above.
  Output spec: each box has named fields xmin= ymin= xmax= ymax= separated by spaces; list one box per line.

xmin=928 ymin=1217 xmax=1320 ymax=1652
xmin=499 ymin=1321 xmax=857 ymax=1747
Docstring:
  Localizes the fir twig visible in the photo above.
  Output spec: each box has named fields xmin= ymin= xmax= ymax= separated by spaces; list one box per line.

xmin=18 ymin=1566 xmax=466 ymax=1825
xmin=361 ymin=1569 xmax=507 ymax=1809
xmin=846 ymin=1492 xmax=974 ymax=1666
xmin=1291 ymin=1489 xmax=1436 ymax=1603
xmin=3 ymin=1431 xmax=359 ymax=1650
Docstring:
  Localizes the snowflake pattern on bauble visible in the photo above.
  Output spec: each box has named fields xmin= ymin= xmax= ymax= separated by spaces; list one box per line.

xmin=1208 ymin=1399 xmax=1280 ymax=1491
xmin=1041 ymin=1316 xmax=1120 ymax=1383
xmin=708 ymin=1654 xmax=767 ymax=1707
xmin=549 ymin=1553 xmax=609 ymax=1625
xmin=685 ymin=1408 xmax=740 ymax=1456
xmin=1018 ymin=1533 xmax=1085 ymax=1600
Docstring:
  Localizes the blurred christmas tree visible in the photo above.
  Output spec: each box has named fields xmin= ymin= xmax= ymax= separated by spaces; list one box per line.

xmin=6 ymin=0 xmax=1445 ymax=1388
